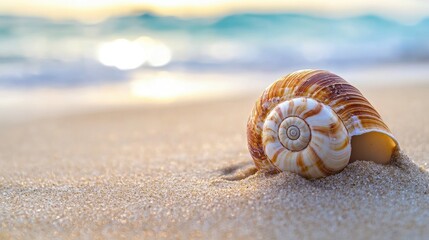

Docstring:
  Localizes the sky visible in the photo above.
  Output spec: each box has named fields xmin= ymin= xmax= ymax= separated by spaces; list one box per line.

xmin=1 ymin=0 xmax=429 ymax=22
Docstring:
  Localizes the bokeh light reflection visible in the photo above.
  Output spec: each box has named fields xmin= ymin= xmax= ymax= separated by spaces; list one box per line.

xmin=130 ymin=73 xmax=191 ymax=101
xmin=97 ymin=36 xmax=171 ymax=70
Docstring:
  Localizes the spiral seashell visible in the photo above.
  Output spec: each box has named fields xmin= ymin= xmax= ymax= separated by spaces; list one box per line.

xmin=247 ymin=69 xmax=399 ymax=179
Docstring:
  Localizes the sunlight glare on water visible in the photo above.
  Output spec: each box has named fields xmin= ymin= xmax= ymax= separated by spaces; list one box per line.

xmin=130 ymin=72 xmax=193 ymax=101
xmin=97 ymin=36 xmax=171 ymax=70
xmin=129 ymin=71 xmax=240 ymax=102
xmin=135 ymin=37 xmax=172 ymax=67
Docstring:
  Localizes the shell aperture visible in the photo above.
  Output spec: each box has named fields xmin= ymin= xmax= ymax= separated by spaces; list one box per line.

xmin=247 ymin=69 xmax=399 ymax=179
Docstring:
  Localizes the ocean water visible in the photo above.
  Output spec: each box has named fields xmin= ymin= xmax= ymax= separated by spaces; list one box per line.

xmin=0 ymin=13 xmax=429 ymax=122
xmin=0 ymin=13 xmax=429 ymax=88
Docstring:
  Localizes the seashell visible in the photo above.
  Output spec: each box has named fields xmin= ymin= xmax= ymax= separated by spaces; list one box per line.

xmin=247 ymin=69 xmax=399 ymax=179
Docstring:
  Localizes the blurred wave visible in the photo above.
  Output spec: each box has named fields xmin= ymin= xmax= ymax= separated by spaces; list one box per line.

xmin=0 ymin=13 xmax=429 ymax=88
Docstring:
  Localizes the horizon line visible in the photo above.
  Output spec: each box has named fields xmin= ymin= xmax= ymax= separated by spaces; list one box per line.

xmin=0 ymin=9 xmax=428 ymax=25
xmin=1 ymin=0 xmax=429 ymax=24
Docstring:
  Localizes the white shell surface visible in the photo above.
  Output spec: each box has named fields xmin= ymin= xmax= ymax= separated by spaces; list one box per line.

xmin=262 ymin=97 xmax=351 ymax=178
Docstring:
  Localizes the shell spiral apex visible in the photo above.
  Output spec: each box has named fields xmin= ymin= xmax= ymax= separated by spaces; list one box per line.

xmin=247 ymin=69 xmax=399 ymax=179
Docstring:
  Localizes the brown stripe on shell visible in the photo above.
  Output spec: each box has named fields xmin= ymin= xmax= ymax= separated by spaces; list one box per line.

xmin=308 ymin=146 xmax=338 ymax=176
xmin=296 ymin=152 xmax=309 ymax=174
xmin=335 ymin=137 xmax=350 ymax=151
xmin=287 ymin=99 xmax=295 ymax=116
xmin=311 ymin=125 xmax=330 ymax=135
xmin=329 ymin=119 xmax=343 ymax=132
xmin=271 ymin=147 xmax=285 ymax=164
xmin=294 ymin=97 xmax=308 ymax=116
xmin=301 ymin=102 xmax=323 ymax=119
xmin=264 ymin=127 xmax=277 ymax=134
xmin=263 ymin=135 xmax=277 ymax=145
xmin=275 ymin=106 xmax=284 ymax=120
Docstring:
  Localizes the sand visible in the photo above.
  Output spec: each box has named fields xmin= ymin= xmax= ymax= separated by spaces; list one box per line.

xmin=0 ymin=85 xmax=428 ymax=239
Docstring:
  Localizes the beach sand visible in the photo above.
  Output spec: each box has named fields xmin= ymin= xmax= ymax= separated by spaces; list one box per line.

xmin=0 ymin=85 xmax=428 ymax=239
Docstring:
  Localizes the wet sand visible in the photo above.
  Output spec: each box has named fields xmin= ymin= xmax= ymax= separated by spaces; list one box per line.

xmin=0 ymin=85 xmax=428 ymax=239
